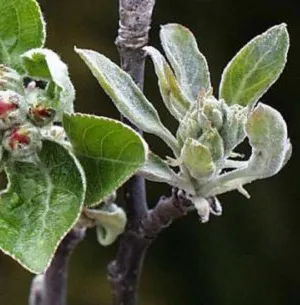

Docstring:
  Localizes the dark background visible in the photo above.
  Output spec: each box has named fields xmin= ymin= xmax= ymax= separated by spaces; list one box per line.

xmin=0 ymin=1 xmax=299 ymax=304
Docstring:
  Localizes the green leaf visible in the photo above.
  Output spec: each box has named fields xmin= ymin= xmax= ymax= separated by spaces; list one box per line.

xmin=0 ymin=140 xmax=86 ymax=273
xmin=22 ymin=48 xmax=75 ymax=114
xmin=0 ymin=0 xmax=45 ymax=68
xmin=75 ymin=48 xmax=179 ymax=155
xmin=219 ymin=24 xmax=289 ymax=106
xmin=160 ymin=23 xmax=211 ymax=101
xmin=63 ymin=113 xmax=148 ymax=207
xmin=85 ymin=204 xmax=127 ymax=246
xmin=144 ymin=46 xmax=190 ymax=121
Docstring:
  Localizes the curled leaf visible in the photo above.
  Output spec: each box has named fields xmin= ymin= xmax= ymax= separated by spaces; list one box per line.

xmin=246 ymin=103 xmax=290 ymax=177
xmin=85 ymin=204 xmax=127 ymax=246
xmin=22 ymin=48 xmax=75 ymax=116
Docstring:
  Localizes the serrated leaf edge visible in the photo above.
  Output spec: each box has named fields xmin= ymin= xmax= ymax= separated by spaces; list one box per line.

xmin=33 ymin=0 xmax=47 ymax=47
xmin=0 ymin=139 xmax=86 ymax=274
xmin=63 ymin=112 xmax=149 ymax=207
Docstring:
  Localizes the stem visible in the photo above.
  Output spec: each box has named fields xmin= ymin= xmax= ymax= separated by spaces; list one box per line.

xmin=29 ymin=275 xmax=44 ymax=305
xmin=140 ymin=190 xmax=194 ymax=239
xmin=108 ymin=188 xmax=193 ymax=305
xmin=108 ymin=2 xmax=195 ymax=305
xmin=29 ymin=227 xmax=86 ymax=305
xmin=108 ymin=1 xmax=155 ymax=305
xmin=199 ymin=167 xmax=250 ymax=197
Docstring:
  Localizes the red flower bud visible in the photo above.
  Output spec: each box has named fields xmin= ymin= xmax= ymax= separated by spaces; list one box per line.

xmin=0 ymin=97 xmax=17 ymax=115
xmin=28 ymin=104 xmax=56 ymax=127
xmin=7 ymin=127 xmax=30 ymax=150
xmin=0 ymin=91 xmax=27 ymax=130
xmin=2 ymin=125 xmax=42 ymax=160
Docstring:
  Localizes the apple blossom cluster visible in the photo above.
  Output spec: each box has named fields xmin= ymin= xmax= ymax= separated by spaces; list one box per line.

xmin=0 ymin=65 xmax=56 ymax=162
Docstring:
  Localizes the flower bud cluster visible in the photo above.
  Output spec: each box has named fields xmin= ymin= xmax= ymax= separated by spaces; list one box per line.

xmin=172 ymin=91 xmax=290 ymax=222
xmin=0 ymin=66 xmax=57 ymax=162
xmin=177 ymin=92 xmax=247 ymax=183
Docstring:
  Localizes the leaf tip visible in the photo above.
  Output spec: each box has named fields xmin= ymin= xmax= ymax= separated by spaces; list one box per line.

xmin=276 ymin=22 xmax=288 ymax=30
xmin=160 ymin=23 xmax=192 ymax=37
xmin=74 ymin=47 xmax=88 ymax=57
xmin=268 ymin=23 xmax=289 ymax=41
xmin=74 ymin=46 xmax=81 ymax=54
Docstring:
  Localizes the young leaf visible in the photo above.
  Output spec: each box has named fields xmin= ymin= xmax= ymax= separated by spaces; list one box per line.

xmin=219 ymin=24 xmax=289 ymax=106
xmin=245 ymin=103 xmax=290 ymax=177
xmin=84 ymin=204 xmax=127 ymax=246
xmin=75 ymin=48 xmax=179 ymax=155
xmin=139 ymin=151 xmax=190 ymax=190
xmin=22 ymin=48 xmax=75 ymax=114
xmin=63 ymin=113 xmax=148 ymax=207
xmin=0 ymin=140 xmax=86 ymax=273
xmin=0 ymin=0 xmax=45 ymax=68
xmin=144 ymin=46 xmax=190 ymax=121
xmin=160 ymin=23 xmax=211 ymax=101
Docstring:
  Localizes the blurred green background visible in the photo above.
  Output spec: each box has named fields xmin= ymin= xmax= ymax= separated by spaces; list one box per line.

xmin=0 ymin=0 xmax=300 ymax=304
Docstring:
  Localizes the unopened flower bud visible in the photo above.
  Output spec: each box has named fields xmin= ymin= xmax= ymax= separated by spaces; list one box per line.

xmin=219 ymin=104 xmax=247 ymax=155
xmin=28 ymin=104 xmax=56 ymax=127
xmin=176 ymin=109 xmax=200 ymax=146
xmin=202 ymin=95 xmax=224 ymax=129
xmin=199 ymin=127 xmax=224 ymax=163
xmin=2 ymin=125 xmax=42 ymax=160
xmin=177 ymin=95 xmax=227 ymax=148
xmin=0 ymin=90 xmax=27 ymax=129
xmin=181 ymin=137 xmax=216 ymax=182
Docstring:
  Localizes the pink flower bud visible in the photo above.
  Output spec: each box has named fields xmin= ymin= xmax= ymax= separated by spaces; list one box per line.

xmin=2 ymin=125 xmax=42 ymax=160
xmin=0 ymin=90 xmax=27 ymax=130
xmin=28 ymin=104 xmax=56 ymax=127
